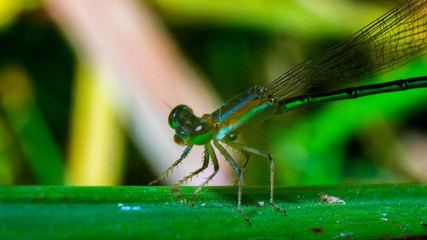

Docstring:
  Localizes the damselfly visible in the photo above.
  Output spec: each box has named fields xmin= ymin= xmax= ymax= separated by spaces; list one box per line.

xmin=149 ymin=0 xmax=427 ymax=224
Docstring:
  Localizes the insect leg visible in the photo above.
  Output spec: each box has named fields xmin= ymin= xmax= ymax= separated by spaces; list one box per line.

xmin=148 ymin=145 xmax=193 ymax=186
xmin=176 ymin=145 xmax=210 ymax=186
xmin=226 ymin=141 xmax=286 ymax=215
xmin=189 ymin=143 xmax=219 ymax=206
xmin=214 ymin=141 xmax=251 ymax=225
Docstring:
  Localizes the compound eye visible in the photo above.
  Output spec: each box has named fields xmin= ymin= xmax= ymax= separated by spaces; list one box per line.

xmin=189 ymin=122 xmax=215 ymax=145
xmin=168 ymin=104 xmax=192 ymax=129
xmin=173 ymin=134 xmax=186 ymax=146
xmin=227 ymin=133 xmax=238 ymax=142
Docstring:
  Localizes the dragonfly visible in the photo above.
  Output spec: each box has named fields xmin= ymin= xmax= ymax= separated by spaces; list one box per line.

xmin=149 ymin=0 xmax=427 ymax=225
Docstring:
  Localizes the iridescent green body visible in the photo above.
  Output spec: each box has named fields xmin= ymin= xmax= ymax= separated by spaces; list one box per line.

xmin=212 ymin=87 xmax=277 ymax=141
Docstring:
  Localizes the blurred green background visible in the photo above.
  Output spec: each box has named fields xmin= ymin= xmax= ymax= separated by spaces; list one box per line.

xmin=0 ymin=0 xmax=426 ymax=187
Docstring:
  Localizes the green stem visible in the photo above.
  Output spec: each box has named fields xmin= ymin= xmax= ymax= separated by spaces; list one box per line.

xmin=0 ymin=184 xmax=426 ymax=239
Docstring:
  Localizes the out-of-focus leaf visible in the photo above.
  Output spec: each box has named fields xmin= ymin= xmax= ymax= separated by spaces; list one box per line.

xmin=0 ymin=65 xmax=64 ymax=184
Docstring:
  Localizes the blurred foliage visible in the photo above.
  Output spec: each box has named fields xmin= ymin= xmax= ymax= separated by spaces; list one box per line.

xmin=0 ymin=0 xmax=426 ymax=186
xmin=0 ymin=1 xmax=68 ymax=185
xmin=0 ymin=0 xmax=41 ymax=29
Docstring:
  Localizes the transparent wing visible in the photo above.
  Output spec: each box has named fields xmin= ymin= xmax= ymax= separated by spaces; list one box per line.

xmin=267 ymin=0 xmax=427 ymax=101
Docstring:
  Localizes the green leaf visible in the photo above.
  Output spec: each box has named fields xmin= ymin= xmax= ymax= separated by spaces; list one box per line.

xmin=0 ymin=184 xmax=426 ymax=239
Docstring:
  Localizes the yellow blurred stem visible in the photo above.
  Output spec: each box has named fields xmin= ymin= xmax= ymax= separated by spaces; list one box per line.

xmin=67 ymin=65 xmax=125 ymax=186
